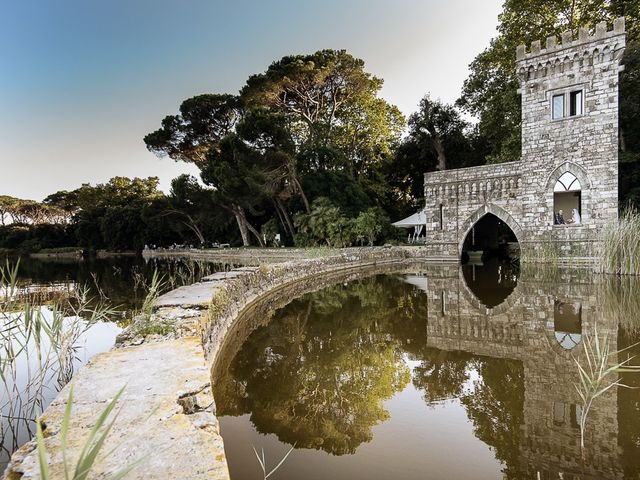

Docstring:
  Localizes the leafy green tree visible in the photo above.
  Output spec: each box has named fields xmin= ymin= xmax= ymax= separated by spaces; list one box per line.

xmin=200 ymin=134 xmax=267 ymax=246
xmin=242 ymin=49 xmax=405 ymax=174
xmin=0 ymin=196 xmax=26 ymax=225
xmin=300 ymin=171 xmax=372 ymax=217
xmin=294 ymin=197 xmax=350 ymax=247
xmin=73 ymin=177 xmax=164 ymax=250
xmin=407 ymin=95 xmax=471 ymax=171
xmin=143 ymin=49 xmax=408 ymax=245
xmin=237 ymin=108 xmax=311 ymax=216
xmin=144 ymin=94 xmax=241 ymax=167
xmin=621 ymin=41 xmax=640 ymax=154
xmin=353 ymin=207 xmax=389 ymax=246
xmin=42 ymin=190 xmax=79 ymax=222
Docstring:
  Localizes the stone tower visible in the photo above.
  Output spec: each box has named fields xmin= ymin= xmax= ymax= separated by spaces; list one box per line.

xmin=515 ymin=17 xmax=626 ymax=257
xmin=421 ymin=18 xmax=626 ymax=261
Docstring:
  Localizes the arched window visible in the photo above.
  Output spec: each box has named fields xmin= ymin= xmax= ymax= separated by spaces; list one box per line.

xmin=553 ymin=172 xmax=582 ymax=225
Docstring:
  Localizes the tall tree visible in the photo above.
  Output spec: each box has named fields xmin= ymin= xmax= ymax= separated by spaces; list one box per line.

xmin=407 ymin=95 xmax=471 ymax=171
xmin=241 ymin=49 xmax=404 ymax=174
xmin=200 ymin=134 xmax=267 ymax=246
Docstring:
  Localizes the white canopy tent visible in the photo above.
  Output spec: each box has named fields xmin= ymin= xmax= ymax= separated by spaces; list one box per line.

xmin=392 ymin=211 xmax=427 ymax=244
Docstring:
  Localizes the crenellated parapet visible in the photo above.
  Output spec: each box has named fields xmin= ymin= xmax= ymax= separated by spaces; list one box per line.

xmin=516 ymin=17 xmax=626 ymax=82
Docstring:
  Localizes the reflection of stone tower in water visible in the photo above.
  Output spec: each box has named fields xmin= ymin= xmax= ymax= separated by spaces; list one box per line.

xmin=422 ymin=18 xmax=626 ymax=261
xmin=424 ymin=263 xmax=622 ymax=478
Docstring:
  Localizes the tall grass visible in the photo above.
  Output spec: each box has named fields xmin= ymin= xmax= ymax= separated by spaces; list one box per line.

xmin=601 ymin=207 xmax=640 ymax=275
xmin=36 ymin=384 xmax=144 ymax=480
xmin=601 ymin=274 xmax=640 ymax=335
xmin=130 ymin=269 xmax=172 ymax=337
xmin=573 ymin=326 xmax=640 ymax=449
xmin=252 ymin=444 xmax=295 ymax=480
xmin=1 ymin=259 xmax=116 ymax=469
xmin=140 ymin=269 xmax=164 ymax=320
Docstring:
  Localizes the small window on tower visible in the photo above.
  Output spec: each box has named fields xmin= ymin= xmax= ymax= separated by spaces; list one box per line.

xmin=569 ymin=90 xmax=583 ymax=116
xmin=552 ymin=94 xmax=565 ymax=119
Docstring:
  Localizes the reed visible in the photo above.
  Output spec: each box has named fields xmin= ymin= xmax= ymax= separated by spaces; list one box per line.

xmin=36 ymin=384 xmax=144 ymax=480
xmin=601 ymin=274 xmax=640 ymax=335
xmin=131 ymin=269 xmax=172 ymax=336
xmin=573 ymin=326 xmax=640 ymax=449
xmin=601 ymin=207 xmax=640 ymax=275
xmin=1 ymin=259 xmax=117 ymax=468
xmin=252 ymin=444 xmax=295 ymax=480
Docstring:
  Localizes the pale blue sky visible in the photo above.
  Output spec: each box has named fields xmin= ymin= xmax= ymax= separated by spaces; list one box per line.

xmin=0 ymin=0 xmax=502 ymax=200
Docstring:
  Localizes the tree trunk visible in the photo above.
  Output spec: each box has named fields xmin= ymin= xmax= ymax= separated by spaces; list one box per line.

xmin=431 ymin=135 xmax=447 ymax=171
xmin=231 ymin=204 xmax=264 ymax=247
xmin=272 ymin=199 xmax=288 ymax=237
xmin=297 ymin=178 xmax=311 ymax=214
xmin=287 ymin=159 xmax=311 ymax=213
xmin=246 ymin=221 xmax=264 ymax=247
xmin=233 ymin=210 xmax=251 ymax=246
xmin=275 ymin=197 xmax=295 ymax=239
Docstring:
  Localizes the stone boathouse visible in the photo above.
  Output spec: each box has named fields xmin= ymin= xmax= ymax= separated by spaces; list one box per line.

xmin=422 ymin=18 xmax=626 ymax=261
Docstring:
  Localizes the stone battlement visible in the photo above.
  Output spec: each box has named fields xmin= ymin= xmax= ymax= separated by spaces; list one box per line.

xmin=516 ymin=18 xmax=626 ymax=81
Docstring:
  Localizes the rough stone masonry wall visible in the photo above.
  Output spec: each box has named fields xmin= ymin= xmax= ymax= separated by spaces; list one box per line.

xmin=422 ymin=19 xmax=626 ymax=262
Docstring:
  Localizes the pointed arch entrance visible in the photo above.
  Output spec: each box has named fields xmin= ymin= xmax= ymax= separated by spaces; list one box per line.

xmin=459 ymin=204 xmax=522 ymax=261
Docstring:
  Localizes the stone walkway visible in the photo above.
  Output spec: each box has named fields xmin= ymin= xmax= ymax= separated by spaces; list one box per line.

xmin=4 ymin=338 xmax=228 ymax=480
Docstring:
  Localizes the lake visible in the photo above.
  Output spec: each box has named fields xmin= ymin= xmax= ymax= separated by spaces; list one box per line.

xmin=214 ymin=259 xmax=640 ymax=480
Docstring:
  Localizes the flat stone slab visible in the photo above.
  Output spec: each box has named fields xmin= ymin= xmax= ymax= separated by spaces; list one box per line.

xmin=5 ymin=337 xmax=228 ymax=479
xmin=201 ymin=271 xmax=245 ymax=282
xmin=154 ymin=282 xmax=220 ymax=308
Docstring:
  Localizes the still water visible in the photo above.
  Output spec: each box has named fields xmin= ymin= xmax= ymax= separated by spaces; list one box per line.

xmin=214 ymin=260 xmax=640 ymax=480
xmin=0 ymin=255 xmax=229 ymax=473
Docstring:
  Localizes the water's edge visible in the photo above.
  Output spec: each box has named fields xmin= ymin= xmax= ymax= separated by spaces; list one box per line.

xmin=3 ymin=247 xmax=432 ymax=480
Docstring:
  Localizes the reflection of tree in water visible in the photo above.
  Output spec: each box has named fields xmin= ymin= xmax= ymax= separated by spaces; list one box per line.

xmin=411 ymin=349 xmax=471 ymax=403
xmin=215 ymin=273 xmax=525 ymax=470
xmin=410 ymin=346 xmax=524 ymax=478
xmin=460 ymin=359 xmax=524 ymax=479
xmin=214 ymin=276 xmax=425 ymax=455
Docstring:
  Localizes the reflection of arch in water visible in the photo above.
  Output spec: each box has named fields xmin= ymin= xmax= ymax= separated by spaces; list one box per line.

xmin=459 ymin=204 xmax=523 ymax=258
xmin=459 ymin=263 xmax=522 ymax=315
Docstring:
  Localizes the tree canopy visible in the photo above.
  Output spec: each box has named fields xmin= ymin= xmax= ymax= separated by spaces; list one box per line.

xmin=144 ymin=49 xmax=406 ymax=246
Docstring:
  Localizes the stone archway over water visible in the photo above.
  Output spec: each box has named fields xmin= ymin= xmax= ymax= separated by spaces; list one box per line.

xmin=458 ymin=204 xmax=523 ymax=259
xmin=460 ymin=205 xmax=522 ymax=264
